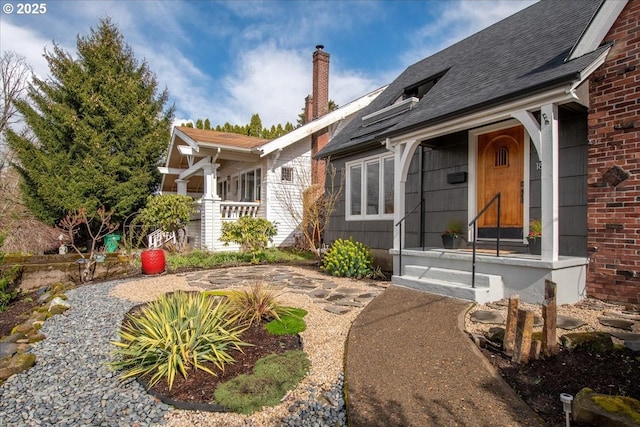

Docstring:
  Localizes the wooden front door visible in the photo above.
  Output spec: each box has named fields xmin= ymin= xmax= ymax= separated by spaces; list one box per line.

xmin=477 ymin=125 xmax=524 ymax=239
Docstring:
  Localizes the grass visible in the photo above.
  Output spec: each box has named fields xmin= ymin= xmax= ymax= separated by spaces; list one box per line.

xmin=213 ymin=349 xmax=310 ymax=414
xmin=166 ymin=248 xmax=314 ymax=271
xmin=265 ymin=307 xmax=308 ymax=335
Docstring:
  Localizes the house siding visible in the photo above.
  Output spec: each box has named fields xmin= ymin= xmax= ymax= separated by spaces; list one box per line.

xmin=265 ymin=140 xmax=312 ymax=247
xmin=587 ymin=0 xmax=640 ymax=304
xmin=529 ymin=108 xmax=589 ymax=257
xmin=324 ymin=147 xmax=395 ymax=252
xmin=406 ymin=132 xmax=469 ymax=248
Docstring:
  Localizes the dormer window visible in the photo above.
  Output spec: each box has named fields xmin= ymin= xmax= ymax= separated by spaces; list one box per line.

xmin=402 ymin=70 xmax=446 ymax=101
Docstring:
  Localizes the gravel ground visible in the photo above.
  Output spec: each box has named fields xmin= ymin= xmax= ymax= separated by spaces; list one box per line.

xmin=0 ymin=268 xmax=382 ymax=427
xmin=464 ymin=297 xmax=639 ymax=338
xmin=0 ymin=279 xmax=170 ymax=427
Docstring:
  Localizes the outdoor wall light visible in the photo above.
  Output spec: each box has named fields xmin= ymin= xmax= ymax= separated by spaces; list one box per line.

xmin=560 ymin=393 xmax=573 ymax=427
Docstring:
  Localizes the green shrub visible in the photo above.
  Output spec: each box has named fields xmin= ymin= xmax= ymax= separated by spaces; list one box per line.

xmin=0 ymin=234 xmax=22 ymax=312
xmin=214 ymin=350 xmax=310 ymax=414
xmin=109 ymin=291 xmax=251 ymax=390
xmin=165 ymin=248 xmax=314 ymax=271
xmin=220 ymin=217 xmax=277 ymax=263
xmin=321 ymin=237 xmax=373 ymax=278
xmin=265 ymin=307 xmax=307 ymax=335
xmin=206 ymin=283 xmax=295 ymax=327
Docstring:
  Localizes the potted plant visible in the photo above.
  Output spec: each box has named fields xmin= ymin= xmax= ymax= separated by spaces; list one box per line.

xmin=135 ymin=195 xmax=194 ymax=274
xmin=527 ymin=219 xmax=542 ymax=255
xmin=442 ymin=220 xmax=464 ymax=249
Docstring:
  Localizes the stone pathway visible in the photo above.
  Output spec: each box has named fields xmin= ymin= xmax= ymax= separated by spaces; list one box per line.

xmin=179 ymin=265 xmax=387 ymax=316
xmin=469 ymin=307 xmax=640 ymax=351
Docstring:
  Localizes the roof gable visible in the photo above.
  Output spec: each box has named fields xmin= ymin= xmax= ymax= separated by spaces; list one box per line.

xmin=176 ymin=127 xmax=268 ymax=151
xmin=319 ymin=0 xmax=612 ymax=159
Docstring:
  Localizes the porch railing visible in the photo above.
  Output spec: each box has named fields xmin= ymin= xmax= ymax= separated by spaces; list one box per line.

xmin=395 ymin=199 xmax=425 ymax=276
xmin=147 ymin=229 xmax=176 ymax=249
xmin=220 ymin=201 xmax=260 ymax=220
xmin=468 ymin=192 xmax=501 ymax=288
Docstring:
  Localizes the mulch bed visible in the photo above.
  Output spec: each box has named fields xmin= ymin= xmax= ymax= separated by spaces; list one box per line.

xmin=142 ymin=322 xmax=302 ymax=405
xmin=481 ymin=345 xmax=640 ymax=426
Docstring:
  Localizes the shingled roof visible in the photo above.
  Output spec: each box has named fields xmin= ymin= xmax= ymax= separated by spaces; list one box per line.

xmin=318 ymin=0 xmax=607 ymax=158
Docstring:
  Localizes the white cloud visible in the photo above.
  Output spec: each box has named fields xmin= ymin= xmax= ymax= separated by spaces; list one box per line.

xmin=222 ymin=43 xmax=310 ymax=126
xmin=0 ymin=22 xmax=69 ymax=81
xmin=402 ymin=0 xmax=537 ymax=66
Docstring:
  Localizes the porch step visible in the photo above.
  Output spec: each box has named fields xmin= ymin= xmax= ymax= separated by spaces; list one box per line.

xmin=392 ymin=265 xmax=504 ymax=304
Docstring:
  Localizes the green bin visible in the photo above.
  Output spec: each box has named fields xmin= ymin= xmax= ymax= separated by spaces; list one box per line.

xmin=104 ymin=233 xmax=121 ymax=253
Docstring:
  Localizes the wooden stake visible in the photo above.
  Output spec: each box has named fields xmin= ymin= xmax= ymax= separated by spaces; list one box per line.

xmin=512 ymin=309 xmax=534 ymax=364
xmin=542 ymin=280 xmax=558 ymax=356
xmin=531 ymin=340 xmax=542 ymax=360
xmin=503 ymin=295 xmax=519 ymax=356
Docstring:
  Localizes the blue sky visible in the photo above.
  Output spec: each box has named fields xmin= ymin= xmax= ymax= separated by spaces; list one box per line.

xmin=1 ymin=0 xmax=536 ymax=128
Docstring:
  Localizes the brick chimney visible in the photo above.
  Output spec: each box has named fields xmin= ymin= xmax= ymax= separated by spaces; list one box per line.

xmin=312 ymin=44 xmax=330 ymax=119
xmin=311 ymin=45 xmax=330 ymax=186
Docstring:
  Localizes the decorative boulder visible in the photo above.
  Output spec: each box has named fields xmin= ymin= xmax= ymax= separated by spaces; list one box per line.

xmin=48 ymin=297 xmax=70 ymax=315
xmin=0 ymin=352 xmax=36 ymax=382
xmin=560 ymin=332 xmax=613 ymax=352
xmin=574 ymin=388 xmax=640 ymax=427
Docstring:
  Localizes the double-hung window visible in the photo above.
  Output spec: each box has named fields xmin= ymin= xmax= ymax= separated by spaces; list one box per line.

xmin=346 ymin=154 xmax=394 ymax=220
xmin=240 ymin=168 xmax=261 ymax=201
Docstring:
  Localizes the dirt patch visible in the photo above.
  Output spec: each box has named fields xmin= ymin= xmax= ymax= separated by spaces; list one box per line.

xmin=481 ymin=345 xmax=640 ymax=426
xmin=0 ymin=292 xmax=39 ymax=337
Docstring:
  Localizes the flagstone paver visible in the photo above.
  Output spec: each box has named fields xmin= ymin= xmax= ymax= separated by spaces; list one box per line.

xmin=178 ymin=265 xmax=386 ymax=315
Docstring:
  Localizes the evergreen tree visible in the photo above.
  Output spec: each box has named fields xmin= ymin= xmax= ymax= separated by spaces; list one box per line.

xmin=203 ymin=118 xmax=211 ymax=130
xmin=195 ymin=118 xmax=203 ymax=129
xmin=6 ymin=18 xmax=174 ymax=225
xmin=248 ymin=113 xmax=262 ymax=137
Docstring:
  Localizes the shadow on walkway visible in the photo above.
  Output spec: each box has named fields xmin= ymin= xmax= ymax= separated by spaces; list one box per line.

xmin=345 ymin=285 xmax=544 ymax=427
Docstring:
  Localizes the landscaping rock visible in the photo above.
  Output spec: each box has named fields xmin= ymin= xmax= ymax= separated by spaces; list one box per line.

xmin=599 ymin=317 xmax=635 ymax=331
xmin=48 ymin=296 xmax=70 ymax=314
xmin=573 ymin=388 xmax=640 ymax=427
xmin=323 ymin=305 xmax=351 ymax=315
xmin=487 ymin=326 xmax=505 ymax=343
xmin=0 ymin=352 xmax=36 ymax=382
xmin=0 ymin=343 xmax=19 ymax=359
xmin=0 ymin=333 xmax=25 ymax=343
xmin=470 ymin=310 xmax=504 ymax=324
xmin=560 ymin=331 xmax=613 ymax=352
xmin=10 ymin=323 xmax=32 ymax=336
xmin=625 ymin=340 xmax=640 ymax=352
xmin=557 ymin=314 xmax=586 ymax=330
xmin=609 ymin=332 xmax=640 ymax=341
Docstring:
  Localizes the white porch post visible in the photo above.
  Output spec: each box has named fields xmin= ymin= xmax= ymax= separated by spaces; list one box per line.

xmin=175 ymin=179 xmax=188 ymax=195
xmin=201 ymin=163 xmax=222 ymax=251
xmin=540 ymin=103 xmax=559 ymax=261
xmin=390 ymin=138 xmax=420 ymax=276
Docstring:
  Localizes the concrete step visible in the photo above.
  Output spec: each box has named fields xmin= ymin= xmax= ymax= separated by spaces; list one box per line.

xmin=402 ymin=265 xmax=502 ymax=288
xmin=392 ymin=265 xmax=504 ymax=303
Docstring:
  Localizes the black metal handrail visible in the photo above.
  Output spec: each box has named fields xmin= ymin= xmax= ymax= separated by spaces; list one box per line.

xmin=395 ymin=199 xmax=425 ymax=276
xmin=468 ymin=192 xmax=501 ymax=288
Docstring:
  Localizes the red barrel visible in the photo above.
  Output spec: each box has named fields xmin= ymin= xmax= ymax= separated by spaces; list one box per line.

xmin=140 ymin=249 xmax=166 ymax=275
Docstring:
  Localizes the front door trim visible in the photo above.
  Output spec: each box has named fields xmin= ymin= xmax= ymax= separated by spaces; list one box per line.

xmin=468 ymin=120 xmax=530 ymax=243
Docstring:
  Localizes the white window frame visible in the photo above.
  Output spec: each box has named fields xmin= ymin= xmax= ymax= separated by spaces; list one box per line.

xmin=346 ymin=153 xmax=394 ymax=221
xmin=281 ymin=166 xmax=294 ymax=182
xmin=239 ymin=167 xmax=262 ymax=202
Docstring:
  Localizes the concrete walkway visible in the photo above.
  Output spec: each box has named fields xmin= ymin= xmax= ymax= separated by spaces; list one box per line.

xmin=181 ymin=266 xmax=543 ymax=425
xmin=345 ymin=285 xmax=544 ymax=427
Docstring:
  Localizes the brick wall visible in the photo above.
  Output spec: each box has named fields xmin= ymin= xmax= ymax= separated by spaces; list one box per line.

xmin=587 ymin=0 xmax=640 ymax=303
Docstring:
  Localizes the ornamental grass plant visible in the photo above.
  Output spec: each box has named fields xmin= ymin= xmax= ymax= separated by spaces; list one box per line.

xmin=206 ymin=283 xmax=297 ymax=327
xmin=110 ymin=291 xmax=251 ymax=390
